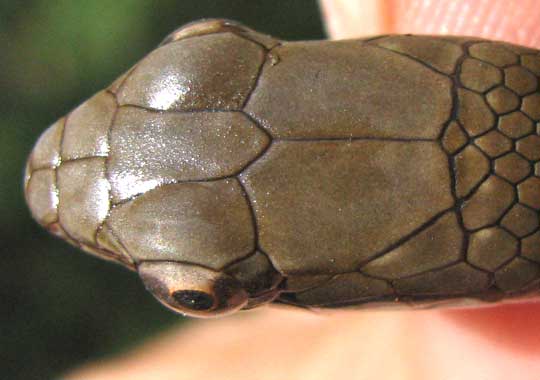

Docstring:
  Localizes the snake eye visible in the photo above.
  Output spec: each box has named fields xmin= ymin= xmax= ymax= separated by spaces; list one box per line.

xmin=159 ymin=19 xmax=247 ymax=46
xmin=172 ymin=290 xmax=214 ymax=311
xmin=138 ymin=261 xmax=248 ymax=318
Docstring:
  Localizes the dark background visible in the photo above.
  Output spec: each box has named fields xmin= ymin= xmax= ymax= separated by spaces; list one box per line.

xmin=0 ymin=2 xmax=324 ymax=379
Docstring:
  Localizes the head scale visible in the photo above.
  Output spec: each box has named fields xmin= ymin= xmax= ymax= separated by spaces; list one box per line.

xmin=24 ymin=19 xmax=282 ymax=317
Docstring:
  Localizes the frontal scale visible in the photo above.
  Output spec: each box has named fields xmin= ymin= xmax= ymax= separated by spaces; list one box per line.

xmin=25 ymin=19 xmax=540 ymax=317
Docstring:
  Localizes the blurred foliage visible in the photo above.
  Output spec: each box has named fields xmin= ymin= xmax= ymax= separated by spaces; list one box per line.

xmin=0 ymin=1 xmax=324 ymax=379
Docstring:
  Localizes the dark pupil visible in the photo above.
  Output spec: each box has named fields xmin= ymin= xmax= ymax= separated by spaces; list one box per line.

xmin=172 ymin=290 xmax=214 ymax=311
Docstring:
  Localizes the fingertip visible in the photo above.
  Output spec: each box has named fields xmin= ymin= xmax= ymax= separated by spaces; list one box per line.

xmin=319 ymin=0 xmax=387 ymax=39
xmin=441 ymin=300 xmax=540 ymax=356
xmin=388 ymin=0 xmax=540 ymax=47
xmin=320 ymin=0 xmax=540 ymax=47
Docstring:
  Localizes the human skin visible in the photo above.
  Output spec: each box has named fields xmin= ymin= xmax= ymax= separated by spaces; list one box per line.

xmin=66 ymin=1 xmax=540 ymax=379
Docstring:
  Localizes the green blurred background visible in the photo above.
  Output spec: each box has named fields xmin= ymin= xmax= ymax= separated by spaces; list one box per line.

xmin=0 ymin=2 xmax=324 ymax=379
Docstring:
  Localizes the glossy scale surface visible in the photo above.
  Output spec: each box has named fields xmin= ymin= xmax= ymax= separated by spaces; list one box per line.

xmin=24 ymin=19 xmax=540 ymax=317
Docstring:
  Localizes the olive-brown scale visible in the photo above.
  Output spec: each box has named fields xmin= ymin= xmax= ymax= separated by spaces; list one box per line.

xmin=24 ymin=19 xmax=540 ymax=317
